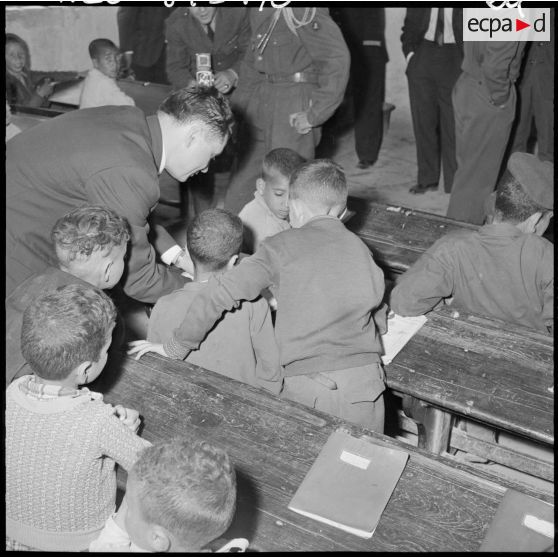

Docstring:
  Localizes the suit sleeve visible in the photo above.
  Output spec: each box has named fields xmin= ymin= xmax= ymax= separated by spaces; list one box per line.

xmin=165 ymin=17 xmax=196 ymax=89
xmin=401 ymin=8 xmax=422 ymax=58
xmin=296 ymin=8 xmax=350 ymax=127
xmin=390 ymin=239 xmax=455 ymax=316
xmin=481 ymin=41 xmax=523 ymax=105
xmin=117 ymin=7 xmax=139 ymax=53
xmin=84 ymin=166 xmax=185 ymax=303
xmin=165 ymin=243 xmax=278 ymax=359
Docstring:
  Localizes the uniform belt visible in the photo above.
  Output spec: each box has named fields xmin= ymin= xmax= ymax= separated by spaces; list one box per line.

xmin=260 ymin=71 xmax=319 ymax=84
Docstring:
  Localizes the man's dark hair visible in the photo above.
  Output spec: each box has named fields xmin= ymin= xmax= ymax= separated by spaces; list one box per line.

xmin=88 ymin=38 xmax=118 ymax=59
xmin=290 ymin=159 xmax=348 ymax=210
xmin=21 ymin=284 xmax=116 ymax=380
xmin=159 ymin=84 xmax=234 ymax=141
xmin=187 ymin=209 xmax=243 ymax=272
xmin=262 ymin=148 xmax=306 ymax=182
xmin=495 ymin=169 xmax=548 ymax=224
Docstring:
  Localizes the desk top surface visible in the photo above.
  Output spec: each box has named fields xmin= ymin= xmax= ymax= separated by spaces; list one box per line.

xmin=385 ymin=304 xmax=554 ymax=445
xmin=93 ymin=353 xmax=553 ymax=553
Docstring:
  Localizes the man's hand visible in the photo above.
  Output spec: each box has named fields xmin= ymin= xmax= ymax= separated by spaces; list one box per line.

xmin=174 ymin=250 xmax=195 ymax=276
xmin=113 ymin=405 xmax=141 ymax=432
xmin=289 ymin=111 xmax=312 ymax=135
xmin=127 ymin=340 xmax=169 ymax=360
xmin=214 ymin=69 xmax=236 ymax=94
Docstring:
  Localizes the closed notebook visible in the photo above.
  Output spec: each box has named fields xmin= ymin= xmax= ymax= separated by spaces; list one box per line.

xmin=288 ymin=429 xmax=408 ymax=538
xmin=479 ymin=489 xmax=554 ymax=552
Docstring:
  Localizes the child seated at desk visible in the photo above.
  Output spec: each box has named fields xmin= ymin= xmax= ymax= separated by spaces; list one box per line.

xmin=390 ymin=152 xmax=553 ymax=335
xmin=238 ymin=147 xmax=306 ymax=253
xmin=79 ymin=38 xmax=135 ymax=109
xmin=5 ymin=205 xmax=130 ymax=387
xmin=131 ymin=160 xmax=388 ymax=432
xmin=90 ymin=438 xmax=239 ymax=553
xmin=5 ymin=284 xmax=150 ymax=552
xmin=5 ymin=33 xmax=78 ymax=108
xmin=147 ymin=209 xmax=281 ymax=393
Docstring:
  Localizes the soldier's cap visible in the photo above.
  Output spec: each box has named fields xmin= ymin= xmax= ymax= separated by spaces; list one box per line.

xmin=508 ymin=152 xmax=553 ymax=209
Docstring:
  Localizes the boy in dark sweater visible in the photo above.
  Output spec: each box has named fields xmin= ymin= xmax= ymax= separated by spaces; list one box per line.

xmin=130 ymin=160 xmax=387 ymax=431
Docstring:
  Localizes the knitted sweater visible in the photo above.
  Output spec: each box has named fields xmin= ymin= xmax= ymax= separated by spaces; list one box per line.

xmin=5 ymin=376 xmax=151 ymax=551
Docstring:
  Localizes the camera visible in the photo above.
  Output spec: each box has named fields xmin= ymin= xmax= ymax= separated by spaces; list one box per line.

xmin=196 ymin=53 xmax=214 ymax=87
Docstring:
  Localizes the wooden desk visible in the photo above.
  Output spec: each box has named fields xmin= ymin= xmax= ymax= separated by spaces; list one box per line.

xmin=346 ymin=199 xmax=477 ymax=276
xmin=93 ymin=353 xmax=553 ymax=552
xmin=48 ymin=78 xmax=171 ymax=115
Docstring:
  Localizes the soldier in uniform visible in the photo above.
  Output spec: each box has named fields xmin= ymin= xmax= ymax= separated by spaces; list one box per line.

xmin=225 ymin=7 xmax=350 ymax=214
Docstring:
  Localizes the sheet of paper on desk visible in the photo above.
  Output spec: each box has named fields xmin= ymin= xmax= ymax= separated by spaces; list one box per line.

xmin=380 ymin=314 xmax=427 ymax=365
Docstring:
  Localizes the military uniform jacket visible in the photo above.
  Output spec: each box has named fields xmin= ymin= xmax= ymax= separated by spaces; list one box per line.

xmin=6 ymin=106 xmax=184 ymax=303
xmin=391 ymin=223 xmax=553 ymax=334
xmin=165 ymin=7 xmax=250 ymax=89
xmin=234 ymin=7 xmax=349 ymax=127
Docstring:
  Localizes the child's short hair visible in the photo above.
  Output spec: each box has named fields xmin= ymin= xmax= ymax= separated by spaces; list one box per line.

xmin=51 ymin=205 xmax=130 ymax=265
xmin=88 ymin=38 xmax=118 ymax=60
xmin=21 ymin=284 xmax=116 ymax=381
xmin=289 ymin=159 xmax=348 ymax=211
xmin=187 ymin=209 xmax=243 ymax=272
xmin=262 ymin=148 xmax=306 ymax=182
xmin=495 ymin=169 xmax=550 ymax=224
xmin=130 ymin=437 xmax=236 ymax=549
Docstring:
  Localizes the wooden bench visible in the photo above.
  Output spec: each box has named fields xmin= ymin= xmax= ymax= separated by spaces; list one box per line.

xmin=92 ymin=353 xmax=553 ymax=552
xmin=345 ymin=198 xmax=477 ymax=277
xmin=345 ymin=199 xmax=553 ymax=478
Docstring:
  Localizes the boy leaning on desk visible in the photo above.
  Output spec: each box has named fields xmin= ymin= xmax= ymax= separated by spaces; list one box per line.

xmin=130 ymin=159 xmax=388 ymax=433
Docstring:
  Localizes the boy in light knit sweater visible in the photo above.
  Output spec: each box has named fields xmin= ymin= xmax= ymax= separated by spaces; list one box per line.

xmin=6 ymin=284 xmax=150 ymax=552
xmin=147 ymin=209 xmax=281 ymax=393
xmin=90 ymin=437 xmax=240 ymax=552
xmin=79 ymin=38 xmax=135 ymax=109
xmin=130 ymin=160 xmax=387 ymax=432
xmin=6 ymin=205 xmax=130 ymax=387
xmin=238 ymin=147 xmax=306 ymax=253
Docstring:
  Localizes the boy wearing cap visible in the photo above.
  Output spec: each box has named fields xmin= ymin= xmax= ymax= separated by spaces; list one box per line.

xmin=391 ymin=152 xmax=553 ymax=334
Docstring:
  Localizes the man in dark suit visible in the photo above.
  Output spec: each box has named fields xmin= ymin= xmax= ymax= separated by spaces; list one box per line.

xmin=6 ymin=86 xmax=234 ymax=303
xmin=510 ymin=8 xmax=554 ymax=163
xmin=117 ymin=6 xmax=173 ymax=84
xmin=401 ymin=7 xmax=463 ymax=194
xmin=335 ymin=7 xmax=388 ymax=169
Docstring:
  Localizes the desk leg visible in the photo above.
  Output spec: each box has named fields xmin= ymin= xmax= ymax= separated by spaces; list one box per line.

xmin=402 ymin=396 xmax=453 ymax=454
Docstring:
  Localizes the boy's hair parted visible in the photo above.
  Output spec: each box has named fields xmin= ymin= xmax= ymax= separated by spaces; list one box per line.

xmin=88 ymin=38 xmax=118 ymax=60
xmin=51 ymin=205 xmax=130 ymax=264
xmin=262 ymin=148 xmax=306 ymax=182
xmin=289 ymin=159 xmax=348 ymax=211
xmin=159 ymin=84 xmax=234 ymax=142
xmin=495 ymin=169 xmax=549 ymax=224
xmin=21 ymin=284 xmax=117 ymax=381
xmin=131 ymin=437 xmax=237 ymax=549
xmin=187 ymin=209 xmax=243 ymax=272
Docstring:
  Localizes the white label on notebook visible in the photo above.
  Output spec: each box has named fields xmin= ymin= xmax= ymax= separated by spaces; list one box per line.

xmin=522 ymin=514 xmax=554 ymax=539
xmin=340 ymin=450 xmax=370 ymax=470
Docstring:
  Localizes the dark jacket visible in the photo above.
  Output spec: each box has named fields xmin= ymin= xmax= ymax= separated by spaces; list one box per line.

xmin=6 ymin=106 xmax=185 ymax=303
xmin=165 ymin=7 xmax=250 ymax=89
xmin=117 ymin=7 xmax=173 ymax=67
xmin=401 ymin=7 xmax=463 ymax=57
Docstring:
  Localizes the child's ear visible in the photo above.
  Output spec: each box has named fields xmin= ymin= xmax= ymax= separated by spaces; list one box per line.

xmin=150 ymin=525 xmax=171 ymax=553
xmin=103 ymin=259 xmax=113 ymax=285
xmin=524 ymin=212 xmax=544 ymax=235
xmin=256 ymin=178 xmax=266 ymax=196
xmin=92 ymin=58 xmax=100 ymax=71
xmin=77 ymin=361 xmax=93 ymax=385
xmin=226 ymin=254 xmax=239 ymax=270
xmin=533 ymin=211 xmax=553 ymax=237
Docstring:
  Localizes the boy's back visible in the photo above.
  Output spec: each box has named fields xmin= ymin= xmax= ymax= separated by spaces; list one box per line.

xmin=148 ymin=281 xmax=281 ymax=392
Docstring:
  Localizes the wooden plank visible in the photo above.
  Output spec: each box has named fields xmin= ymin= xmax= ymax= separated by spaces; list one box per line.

xmin=385 ymin=305 xmax=554 ymax=445
xmin=346 ymin=199 xmax=477 ymax=275
xmin=93 ymin=353 xmax=553 ymax=552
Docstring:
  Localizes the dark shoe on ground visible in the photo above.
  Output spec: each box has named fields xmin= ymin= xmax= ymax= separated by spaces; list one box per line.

xmin=357 ymin=159 xmax=376 ymax=169
xmin=409 ymin=183 xmax=438 ymax=194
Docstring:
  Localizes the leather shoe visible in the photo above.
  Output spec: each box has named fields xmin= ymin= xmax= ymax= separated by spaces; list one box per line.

xmin=357 ymin=159 xmax=375 ymax=169
xmin=409 ymin=183 xmax=437 ymax=194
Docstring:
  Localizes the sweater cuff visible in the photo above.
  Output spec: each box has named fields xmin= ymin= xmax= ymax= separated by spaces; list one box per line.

xmin=164 ymin=336 xmax=189 ymax=360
